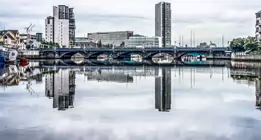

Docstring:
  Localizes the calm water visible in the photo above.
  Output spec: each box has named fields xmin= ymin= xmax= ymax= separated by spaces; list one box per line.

xmin=0 ymin=60 xmax=261 ymax=140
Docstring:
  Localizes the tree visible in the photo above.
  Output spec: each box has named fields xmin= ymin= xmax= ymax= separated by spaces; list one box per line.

xmin=229 ymin=36 xmax=257 ymax=52
xmin=120 ymin=42 xmax=125 ymax=47
xmin=110 ymin=44 xmax=114 ymax=48
xmin=54 ymin=43 xmax=60 ymax=48
xmin=41 ymin=41 xmax=60 ymax=49
xmin=97 ymin=40 xmax=102 ymax=48
xmin=105 ymin=44 xmax=110 ymax=48
xmin=230 ymin=38 xmax=246 ymax=52
xmin=244 ymin=42 xmax=258 ymax=51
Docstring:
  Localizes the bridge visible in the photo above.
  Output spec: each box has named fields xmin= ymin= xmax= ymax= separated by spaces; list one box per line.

xmin=39 ymin=47 xmax=229 ymax=60
xmin=38 ymin=59 xmax=229 ymax=69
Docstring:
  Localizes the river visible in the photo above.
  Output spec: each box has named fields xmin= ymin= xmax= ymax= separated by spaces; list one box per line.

xmin=0 ymin=60 xmax=260 ymax=140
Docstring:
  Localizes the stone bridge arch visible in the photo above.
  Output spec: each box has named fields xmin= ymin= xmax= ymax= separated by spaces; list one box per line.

xmin=43 ymin=51 xmax=60 ymax=58
xmin=176 ymin=51 xmax=210 ymax=60
xmin=143 ymin=51 xmax=175 ymax=59
xmin=86 ymin=51 xmax=112 ymax=59
xmin=60 ymin=51 xmax=87 ymax=59
xmin=113 ymin=51 xmax=144 ymax=59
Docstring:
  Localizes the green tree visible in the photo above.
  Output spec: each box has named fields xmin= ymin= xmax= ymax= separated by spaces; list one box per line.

xmin=110 ymin=44 xmax=113 ymax=48
xmin=54 ymin=43 xmax=60 ymax=48
xmin=120 ymin=42 xmax=125 ymax=47
xmin=97 ymin=40 xmax=102 ymax=48
xmin=41 ymin=41 xmax=60 ymax=49
xmin=244 ymin=42 xmax=258 ymax=51
xmin=105 ymin=44 xmax=110 ymax=48
xmin=229 ymin=37 xmax=257 ymax=52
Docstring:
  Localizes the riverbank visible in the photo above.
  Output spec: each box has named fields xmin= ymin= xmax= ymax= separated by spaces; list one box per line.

xmin=231 ymin=54 xmax=261 ymax=62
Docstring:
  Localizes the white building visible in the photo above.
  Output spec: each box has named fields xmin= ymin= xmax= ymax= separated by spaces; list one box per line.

xmin=75 ymin=37 xmax=96 ymax=48
xmin=45 ymin=5 xmax=76 ymax=48
xmin=155 ymin=2 xmax=172 ymax=47
xmin=87 ymin=31 xmax=133 ymax=47
xmin=256 ymin=10 xmax=261 ymax=42
xmin=45 ymin=16 xmax=54 ymax=42
xmin=125 ymin=35 xmax=162 ymax=48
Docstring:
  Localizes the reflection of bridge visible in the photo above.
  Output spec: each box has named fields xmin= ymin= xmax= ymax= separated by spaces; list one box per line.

xmin=40 ymin=47 xmax=228 ymax=59
xmin=38 ymin=59 xmax=229 ymax=68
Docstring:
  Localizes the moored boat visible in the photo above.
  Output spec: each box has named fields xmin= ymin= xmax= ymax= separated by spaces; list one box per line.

xmin=0 ymin=46 xmax=18 ymax=63
xmin=19 ymin=57 xmax=29 ymax=64
xmin=97 ymin=55 xmax=109 ymax=61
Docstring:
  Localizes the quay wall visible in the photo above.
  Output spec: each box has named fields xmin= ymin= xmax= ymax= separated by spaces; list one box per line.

xmin=232 ymin=54 xmax=261 ymax=62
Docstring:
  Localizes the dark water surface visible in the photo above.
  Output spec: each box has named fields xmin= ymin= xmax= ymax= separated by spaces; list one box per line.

xmin=0 ymin=60 xmax=261 ymax=140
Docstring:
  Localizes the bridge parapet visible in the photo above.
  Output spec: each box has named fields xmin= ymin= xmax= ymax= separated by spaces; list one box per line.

xmin=40 ymin=47 xmax=228 ymax=59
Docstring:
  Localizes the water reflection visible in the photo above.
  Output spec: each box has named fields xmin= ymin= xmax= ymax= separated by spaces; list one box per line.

xmin=85 ymin=69 xmax=134 ymax=83
xmin=0 ymin=64 xmax=42 ymax=90
xmin=1 ymin=60 xmax=261 ymax=113
xmin=230 ymin=61 xmax=261 ymax=110
xmin=256 ymin=78 xmax=261 ymax=109
xmin=155 ymin=68 xmax=172 ymax=112
xmin=45 ymin=70 xmax=76 ymax=110
xmin=38 ymin=60 xmax=261 ymax=112
xmin=2 ymin=60 xmax=261 ymax=139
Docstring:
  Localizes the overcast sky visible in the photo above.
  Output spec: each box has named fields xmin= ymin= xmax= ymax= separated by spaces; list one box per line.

xmin=0 ymin=0 xmax=261 ymax=46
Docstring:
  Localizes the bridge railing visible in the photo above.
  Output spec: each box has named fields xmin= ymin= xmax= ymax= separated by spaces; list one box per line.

xmin=41 ymin=47 xmax=228 ymax=52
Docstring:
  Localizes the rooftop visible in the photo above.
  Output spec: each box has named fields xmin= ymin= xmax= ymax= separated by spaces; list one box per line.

xmin=132 ymin=34 xmax=145 ymax=37
xmin=156 ymin=1 xmax=171 ymax=5
xmin=256 ymin=10 xmax=261 ymax=14
xmin=0 ymin=30 xmax=19 ymax=36
xmin=88 ymin=31 xmax=134 ymax=35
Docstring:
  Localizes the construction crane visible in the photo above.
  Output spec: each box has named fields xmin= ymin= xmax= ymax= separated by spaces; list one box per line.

xmin=24 ymin=24 xmax=35 ymax=46
xmin=25 ymin=24 xmax=35 ymax=35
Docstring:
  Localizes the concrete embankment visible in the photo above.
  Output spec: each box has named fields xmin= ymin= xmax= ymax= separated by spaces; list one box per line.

xmin=231 ymin=54 xmax=261 ymax=62
xmin=18 ymin=50 xmax=40 ymax=58
xmin=206 ymin=56 xmax=231 ymax=60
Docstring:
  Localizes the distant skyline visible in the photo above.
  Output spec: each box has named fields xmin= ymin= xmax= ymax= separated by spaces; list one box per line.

xmin=0 ymin=0 xmax=261 ymax=46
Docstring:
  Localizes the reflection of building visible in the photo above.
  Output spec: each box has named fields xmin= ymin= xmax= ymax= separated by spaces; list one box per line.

xmin=155 ymin=68 xmax=172 ymax=112
xmin=125 ymin=35 xmax=162 ymax=48
xmin=87 ymin=31 xmax=134 ymax=47
xmin=45 ymin=72 xmax=54 ymax=97
xmin=86 ymin=71 xmax=133 ymax=83
xmin=0 ymin=65 xmax=20 ymax=86
xmin=256 ymin=78 xmax=261 ymax=107
xmin=155 ymin=2 xmax=172 ymax=47
xmin=45 ymin=70 xmax=76 ymax=110
xmin=35 ymin=73 xmax=43 ymax=84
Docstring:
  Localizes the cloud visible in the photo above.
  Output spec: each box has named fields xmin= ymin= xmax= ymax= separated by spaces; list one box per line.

xmin=0 ymin=0 xmax=260 ymax=45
